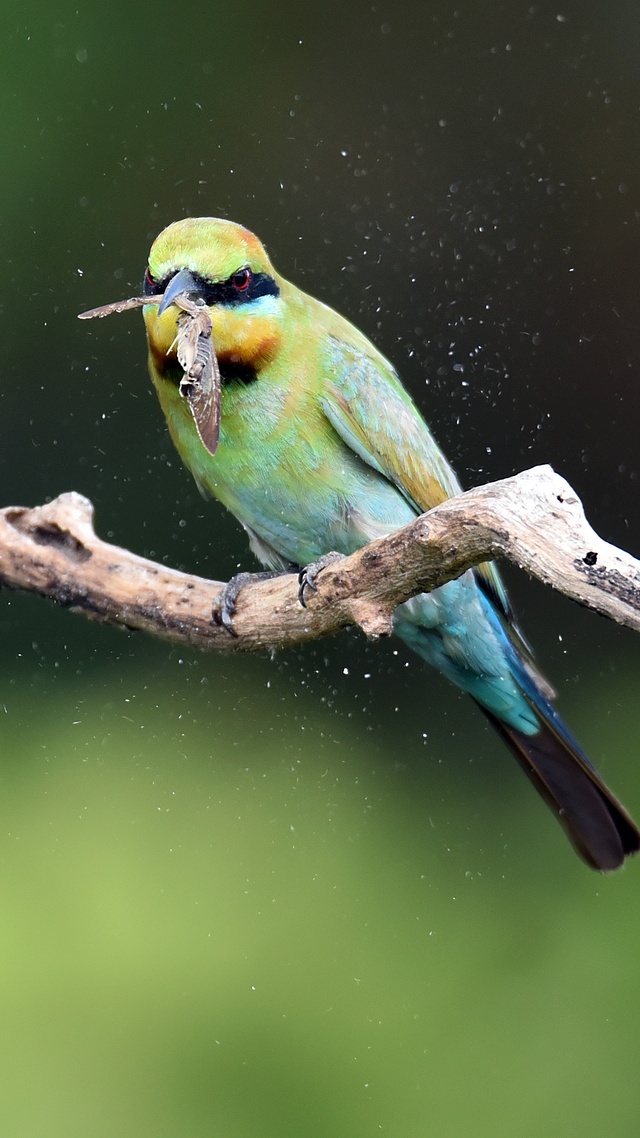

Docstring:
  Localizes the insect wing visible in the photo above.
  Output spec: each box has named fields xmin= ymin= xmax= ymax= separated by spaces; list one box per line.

xmin=78 ymin=294 xmax=158 ymax=320
xmin=185 ymin=342 xmax=221 ymax=456
xmin=176 ymin=309 xmax=221 ymax=456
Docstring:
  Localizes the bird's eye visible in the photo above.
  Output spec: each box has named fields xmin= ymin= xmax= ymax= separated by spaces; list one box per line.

xmin=231 ymin=268 xmax=251 ymax=291
xmin=144 ymin=266 xmax=160 ymax=295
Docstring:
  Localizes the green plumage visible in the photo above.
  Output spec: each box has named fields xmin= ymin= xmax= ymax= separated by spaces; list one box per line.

xmin=138 ymin=216 xmax=638 ymax=870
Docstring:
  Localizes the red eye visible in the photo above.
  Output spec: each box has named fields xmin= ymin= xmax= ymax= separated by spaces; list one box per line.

xmin=143 ymin=265 xmax=163 ymax=296
xmin=232 ymin=268 xmax=250 ymax=291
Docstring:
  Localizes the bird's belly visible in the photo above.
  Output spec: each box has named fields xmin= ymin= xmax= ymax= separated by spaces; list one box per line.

xmin=212 ymin=448 xmax=418 ymax=567
xmin=164 ymin=383 xmax=416 ymax=563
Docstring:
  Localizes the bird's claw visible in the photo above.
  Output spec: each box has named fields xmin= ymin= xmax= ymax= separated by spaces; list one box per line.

xmin=213 ymin=570 xmax=282 ymax=635
xmin=298 ymin=551 xmax=345 ymax=607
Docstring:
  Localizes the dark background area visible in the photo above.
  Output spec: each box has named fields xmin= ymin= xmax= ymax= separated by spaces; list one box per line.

xmin=1 ymin=2 xmax=639 ymax=1135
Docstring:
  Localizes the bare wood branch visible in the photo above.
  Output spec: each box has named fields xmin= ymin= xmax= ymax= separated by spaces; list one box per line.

xmin=1 ymin=465 xmax=639 ymax=652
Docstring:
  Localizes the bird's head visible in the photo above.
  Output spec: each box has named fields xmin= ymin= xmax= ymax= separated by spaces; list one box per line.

xmin=143 ymin=217 xmax=285 ymax=375
xmin=77 ymin=217 xmax=290 ymax=456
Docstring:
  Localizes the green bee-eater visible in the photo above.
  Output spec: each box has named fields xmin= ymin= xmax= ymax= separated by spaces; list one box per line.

xmin=86 ymin=216 xmax=640 ymax=870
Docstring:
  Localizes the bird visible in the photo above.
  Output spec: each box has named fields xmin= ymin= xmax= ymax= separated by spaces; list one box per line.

xmin=124 ymin=216 xmax=640 ymax=869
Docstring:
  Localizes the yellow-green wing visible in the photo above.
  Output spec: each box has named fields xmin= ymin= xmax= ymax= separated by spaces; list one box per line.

xmin=320 ymin=334 xmax=512 ymax=619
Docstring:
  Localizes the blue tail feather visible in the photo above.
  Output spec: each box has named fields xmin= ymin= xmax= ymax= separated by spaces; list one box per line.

xmin=394 ymin=581 xmax=640 ymax=870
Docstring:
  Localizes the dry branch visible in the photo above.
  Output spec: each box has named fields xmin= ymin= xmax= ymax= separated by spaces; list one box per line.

xmin=1 ymin=465 xmax=639 ymax=652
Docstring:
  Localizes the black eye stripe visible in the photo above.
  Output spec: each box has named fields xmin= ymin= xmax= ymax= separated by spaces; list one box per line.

xmin=201 ymin=270 xmax=280 ymax=306
xmin=142 ymin=267 xmax=279 ymax=305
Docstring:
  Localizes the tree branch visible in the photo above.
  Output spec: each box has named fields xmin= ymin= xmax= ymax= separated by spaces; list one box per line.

xmin=1 ymin=465 xmax=639 ymax=652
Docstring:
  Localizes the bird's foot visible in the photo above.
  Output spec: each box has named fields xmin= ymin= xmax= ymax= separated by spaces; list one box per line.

xmin=298 ymin=552 xmax=345 ymax=607
xmin=213 ymin=570 xmax=286 ymax=636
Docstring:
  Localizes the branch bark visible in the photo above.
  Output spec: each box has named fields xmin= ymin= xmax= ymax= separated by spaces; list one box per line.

xmin=1 ymin=465 xmax=639 ymax=651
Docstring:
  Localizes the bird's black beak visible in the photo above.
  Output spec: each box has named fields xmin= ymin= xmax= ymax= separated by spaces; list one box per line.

xmin=158 ymin=268 xmax=203 ymax=315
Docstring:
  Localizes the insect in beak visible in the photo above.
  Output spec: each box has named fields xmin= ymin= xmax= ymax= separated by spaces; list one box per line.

xmin=78 ymin=283 xmax=221 ymax=456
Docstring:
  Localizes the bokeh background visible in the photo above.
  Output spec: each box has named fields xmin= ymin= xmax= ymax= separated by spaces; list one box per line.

xmin=1 ymin=1 xmax=640 ymax=1134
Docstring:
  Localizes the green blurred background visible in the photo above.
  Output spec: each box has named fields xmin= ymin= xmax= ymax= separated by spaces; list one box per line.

xmin=1 ymin=1 xmax=640 ymax=1134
